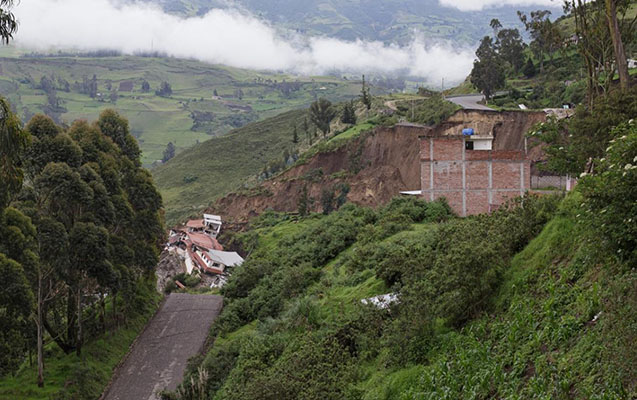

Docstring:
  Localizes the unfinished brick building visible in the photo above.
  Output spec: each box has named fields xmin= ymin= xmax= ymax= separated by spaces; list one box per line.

xmin=418 ymin=109 xmax=548 ymax=216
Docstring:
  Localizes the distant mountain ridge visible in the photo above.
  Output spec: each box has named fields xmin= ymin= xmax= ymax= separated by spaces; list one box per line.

xmin=138 ymin=0 xmax=562 ymax=45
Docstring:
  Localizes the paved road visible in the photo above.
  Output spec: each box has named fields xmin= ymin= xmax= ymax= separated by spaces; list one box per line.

xmin=103 ymin=294 xmax=223 ymax=400
xmin=447 ymin=94 xmax=493 ymax=110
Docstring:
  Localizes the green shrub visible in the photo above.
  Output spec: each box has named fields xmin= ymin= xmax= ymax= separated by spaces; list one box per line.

xmin=174 ymin=195 xmax=565 ymax=399
xmin=579 ymin=122 xmax=637 ymax=265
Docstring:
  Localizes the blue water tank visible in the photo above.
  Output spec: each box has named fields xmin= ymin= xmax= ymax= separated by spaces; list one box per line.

xmin=462 ymin=128 xmax=474 ymax=136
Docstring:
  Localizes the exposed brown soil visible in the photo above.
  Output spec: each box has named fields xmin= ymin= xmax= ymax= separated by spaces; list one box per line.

xmin=207 ymin=110 xmax=550 ymax=225
xmin=207 ymin=124 xmax=425 ymax=223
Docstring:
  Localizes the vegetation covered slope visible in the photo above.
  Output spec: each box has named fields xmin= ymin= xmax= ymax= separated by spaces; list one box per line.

xmin=165 ymin=119 xmax=637 ymax=399
xmin=0 ymin=51 xmax=361 ymax=165
xmin=153 ymin=107 xmax=312 ymax=224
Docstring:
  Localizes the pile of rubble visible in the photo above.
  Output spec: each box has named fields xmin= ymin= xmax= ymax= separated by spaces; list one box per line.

xmin=164 ymin=214 xmax=244 ymax=289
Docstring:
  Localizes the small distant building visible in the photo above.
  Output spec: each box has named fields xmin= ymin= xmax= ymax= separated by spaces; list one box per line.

xmin=119 ymin=81 xmax=134 ymax=92
xmin=204 ymin=214 xmax=222 ymax=236
xmin=186 ymin=214 xmax=222 ymax=238
xmin=189 ymin=232 xmax=223 ymax=251
xmin=194 ymin=249 xmax=244 ymax=275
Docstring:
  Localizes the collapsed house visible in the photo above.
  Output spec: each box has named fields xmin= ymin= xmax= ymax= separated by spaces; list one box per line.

xmin=194 ymin=249 xmax=244 ymax=275
xmin=186 ymin=214 xmax=222 ymax=238
xmin=167 ymin=214 xmax=243 ymax=283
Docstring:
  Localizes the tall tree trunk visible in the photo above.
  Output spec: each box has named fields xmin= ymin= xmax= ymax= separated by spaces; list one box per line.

xmin=606 ymin=0 xmax=629 ymax=89
xmin=76 ymin=288 xmax=82 ymax=357
xmin=37 ymin=276 xmax=44 ymax=387
xmin=100 ymin=292 xmax=106 ymax=334
xmin=112 ymin=291 xmax=117 ymax=329
xmin=66 ymin=287 xmax=76 ymax=349
xmin=43 ymin=318 xmax=74 ymax=354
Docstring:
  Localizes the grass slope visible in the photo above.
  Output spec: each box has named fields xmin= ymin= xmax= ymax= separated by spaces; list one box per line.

xmin=153 ymin=108 xmax=311 ymax=223
xmin=363 ymin=203 xmax=630 ymax=398
xmin=0 ymin=50 xmax=360 ymax=165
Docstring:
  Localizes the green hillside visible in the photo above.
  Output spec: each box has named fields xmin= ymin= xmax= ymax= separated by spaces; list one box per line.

xmin=0 ymin=50 xmax=361 ymax=165
xmin=153 ymin=108 xmax=311 ymax=223
xmin=164 ymin=118 xmax=637 ymax=398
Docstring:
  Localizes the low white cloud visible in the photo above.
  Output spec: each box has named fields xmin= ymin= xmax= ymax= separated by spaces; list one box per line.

xmin=12 ymin=0 xmax=474 ymax=85
xmin=438 ymin=0 xmax=558 ymax=12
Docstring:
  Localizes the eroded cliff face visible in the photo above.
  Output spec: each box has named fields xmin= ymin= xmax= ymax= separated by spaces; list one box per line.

xmin=207 ymin=124 xmax=425 ymax=223
xmin=433 ymin=110 xmax=547 ymax=151
xmin=206 ymin=110 xmax=550 ymax=225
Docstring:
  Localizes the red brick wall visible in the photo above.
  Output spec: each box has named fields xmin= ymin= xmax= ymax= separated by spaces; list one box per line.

xmin=432 ymin=138 xmax=463 ymax=161
xmin=466 ymin=191 xmax=489 ymax=215
xmin=492 ymin=162 xmax=522 ymax=190
xmin=433 ymin=162 xmax=463 ymax=190
xmin=420 ymin=136 xmax=530 ymax=216
xmin=492 ymin=191 xmax=522 ymax=207
xmin=420 ymin=138 xmax=431 ymax=161
xmin=434 ymin=191 xmax=463 ymax=214
xmin=466 ymin=162 xmax=489 ymax=190
xmin=421 ymin=163 xmax=431 ymax=191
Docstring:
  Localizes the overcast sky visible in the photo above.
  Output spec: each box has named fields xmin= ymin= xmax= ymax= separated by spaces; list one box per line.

xmin=10 ymin=0 xmax=557 ymax=85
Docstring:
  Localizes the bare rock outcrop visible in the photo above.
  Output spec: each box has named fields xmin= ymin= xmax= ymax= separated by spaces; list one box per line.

xmin=155 ymin=251 xmax=185 ymax=293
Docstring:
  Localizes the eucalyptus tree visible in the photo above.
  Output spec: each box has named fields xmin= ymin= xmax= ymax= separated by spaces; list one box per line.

xmin=68 ymin=222 xmax=112 ymax=356
xmin=0 ymin=0 xmax=17 ymax=45
xmin=0 ymin=98 xmax=37 ymax=378
xmin=310 ymin=98 xmax=336 ymax=138
xmin=97 ymin=109 xmax=141 ymax=163
xmin=361 ymin=75 xmax=372 ymax=115
xmin=33 ymin=217 xmax=68 ymax=386
xmin=0 ymin=254 xmax=33 ymax=375
xmin=518 ymin=10 xmax=563 ymax=72
xmin=565 ymin=0 xmax=635 ymax=105
xmin=471 ymin=36 xmax=505 ymax=100
xmin=605 ymin=0 xmax=631 ymax=89
xmin=496 ymin=28 xmax=526 ymax=72
xmin=0 ymin=98 xmax=29 ymax=208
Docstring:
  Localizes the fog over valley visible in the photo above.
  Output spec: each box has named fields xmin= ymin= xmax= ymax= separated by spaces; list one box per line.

xmin=12 ymin=0 xmax=557 ymax=84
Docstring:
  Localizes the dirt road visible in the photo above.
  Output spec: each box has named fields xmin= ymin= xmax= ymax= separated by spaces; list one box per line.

xmin=103 ymin=293 xmax=223 ymax=400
